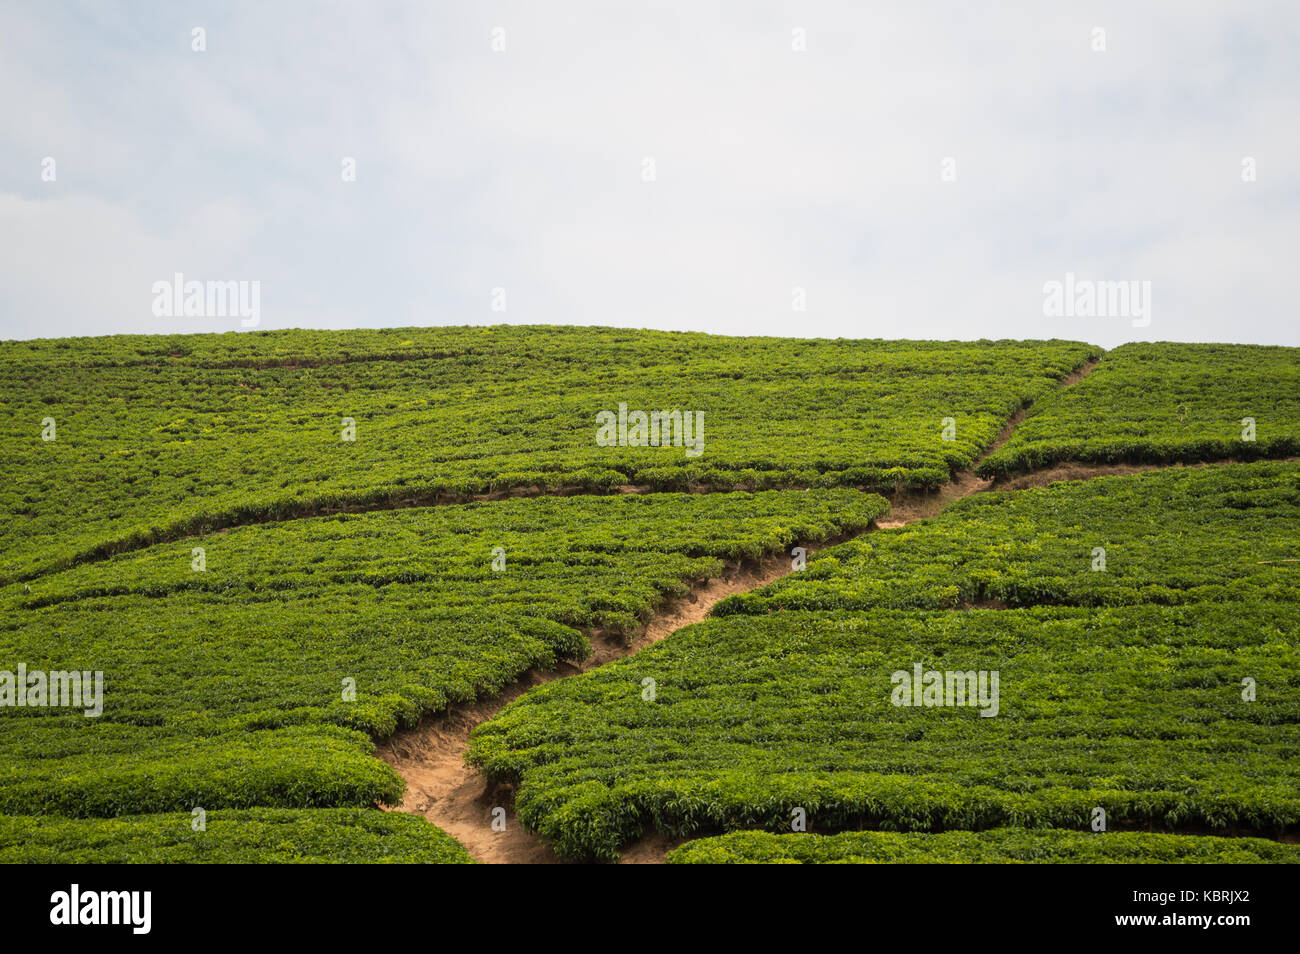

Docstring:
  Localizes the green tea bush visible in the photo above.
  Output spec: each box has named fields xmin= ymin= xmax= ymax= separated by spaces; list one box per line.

xmin=0 ymin=808 xmax=474 ymax=863
xmin=717 ymin=462 xmax=1300 ymax=614
xmin=667 ymin=828 xmax=1300 ymax=864
xmin=978 ymin=343 xmax=1300 ymax=479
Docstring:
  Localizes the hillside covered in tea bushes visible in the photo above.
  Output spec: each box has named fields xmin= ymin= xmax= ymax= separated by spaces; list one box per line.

xmin=1 ymin=326 xmax=1296 ymax=864
xmin=0 ymin=490 xmax=882 ymax=827
xmin=469 ymin=462 xmax=1300 ymax=859
xmin=0 ymin=327 xmax=1095 ymax=582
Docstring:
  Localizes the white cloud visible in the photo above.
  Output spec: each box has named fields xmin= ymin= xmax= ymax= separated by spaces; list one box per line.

xmin=1 ymin=1 xmax=1297 ymax=347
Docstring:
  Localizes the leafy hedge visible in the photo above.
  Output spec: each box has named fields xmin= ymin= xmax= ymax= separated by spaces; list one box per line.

xmin=0 ymin=726 xmax=403 ymax=818
xmin=715 ymin=461 xmax=1300 ymax=614
xmin=0 ymin=808 xmax=474 ymax=863
xmin=667 ymin=828 xmax=1300 ymax=864
xmin=977 ymin=342 xmax=1300 ymax=479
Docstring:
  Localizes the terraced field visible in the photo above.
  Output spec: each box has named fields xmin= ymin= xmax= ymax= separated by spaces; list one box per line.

xmin=0 ymin=488 xmax=881 ymax=852
xmin=1 ymin=327 xmax=1296 ymax=864
xmin=468 ymin=463 xmax=1300 ymax=859
xmin=0 ymin=328 xmax=1094 ymax=581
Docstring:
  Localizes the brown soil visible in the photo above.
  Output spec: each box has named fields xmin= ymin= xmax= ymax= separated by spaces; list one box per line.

xmin=876 ymin=470 xmax=990 ymax=527
xmin=618 ymin=832 xmax=689 ymax=864
xmin=1060 ymin=356 xmax=1101 ymax=388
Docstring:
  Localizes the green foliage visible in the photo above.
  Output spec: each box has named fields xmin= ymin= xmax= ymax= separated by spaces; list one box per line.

xmin=667 ymin=828 xmax=1300 ymax=864
xmin=0 ymin=326 xmax=1094 ymax=581
xmin=0 ymin=490 xmax=885 ymax=820
xmin=0 ymin=725 xmax=404 ymax=818
xmin=10 ymin=490 xmax=887 ymax=623
xmin=5 ymin=328 xmax=1294 ymax=865
xmin=717 ymin=462 xmax=1300 ymax=613
xmin=470 ymin=465 xmax=1300 ymax=860
xmin=470 ymin=603 xmax=1300 ymax=859
xmin=0 ymin=808 xmax=475 ymax=863
xmin=978 ymin=343 xmax=1300 ymax=478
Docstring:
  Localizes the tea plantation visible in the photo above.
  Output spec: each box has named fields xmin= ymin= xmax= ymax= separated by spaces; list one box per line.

xmin=469 ymin=463 xmax=1300 ymax=860
xmin=0 ymin=489 xmax=883 ymax=853
xmin=0 ymin=327 xmax=1094 ymax=582
xmin=2 ymin=327 xmax=1296 ymax=864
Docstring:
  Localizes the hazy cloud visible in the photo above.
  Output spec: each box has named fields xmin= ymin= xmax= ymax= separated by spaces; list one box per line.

xmin=2 ymin=1 xmax=1297 ymax=346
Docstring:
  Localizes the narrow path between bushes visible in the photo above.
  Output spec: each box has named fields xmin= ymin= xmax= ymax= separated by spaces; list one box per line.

xmin=375 ymin=360 xmax=1131 ymax=864
xmin=374 ymin=554 xmax=817 ymax=863
xmin=376 ymin=462 xmax=1167 ymax=864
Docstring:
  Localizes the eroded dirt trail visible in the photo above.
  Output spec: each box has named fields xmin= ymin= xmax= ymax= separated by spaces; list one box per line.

xmin=378 ymin=358 xmax=1114 ymax=864
xmin=374 ymin=554 xmax=810 ymax=863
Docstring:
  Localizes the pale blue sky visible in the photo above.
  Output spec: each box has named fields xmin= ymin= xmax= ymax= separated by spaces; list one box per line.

xmin=2 ymin=1 xmax=1297 ymax=347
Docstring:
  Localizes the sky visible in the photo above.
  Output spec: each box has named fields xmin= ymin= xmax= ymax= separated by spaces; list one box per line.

xmin=1 ymin=1 xmax=1297 ymax=348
